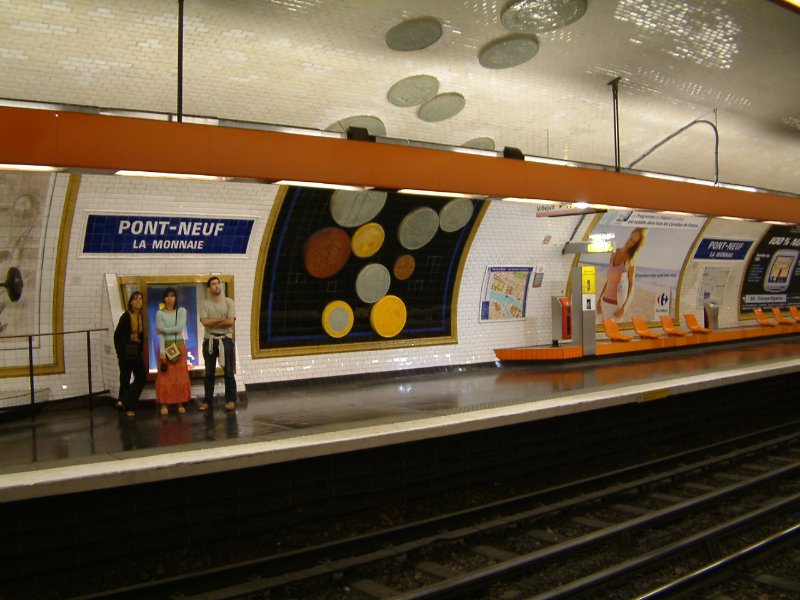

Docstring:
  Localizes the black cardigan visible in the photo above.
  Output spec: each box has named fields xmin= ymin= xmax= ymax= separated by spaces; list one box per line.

xmin=113 ymin=311 xmax=144 ymax=361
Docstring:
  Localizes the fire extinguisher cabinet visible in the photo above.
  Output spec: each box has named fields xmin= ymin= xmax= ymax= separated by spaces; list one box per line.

xmin=551 ymin=296 xmax=572 ymax=344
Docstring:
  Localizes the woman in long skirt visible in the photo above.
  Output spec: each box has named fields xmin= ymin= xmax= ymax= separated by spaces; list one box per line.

xmin=155 ymin=287 xmax=191 ymax=416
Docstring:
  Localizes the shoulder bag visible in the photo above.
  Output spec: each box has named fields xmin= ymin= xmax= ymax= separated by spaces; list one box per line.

xmin=164 ymin=311 xmax=182 ymax=362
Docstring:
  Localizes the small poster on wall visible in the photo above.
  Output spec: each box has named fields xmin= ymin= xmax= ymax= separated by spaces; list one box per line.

xmin=532 ymin=265 xmax=545 ymax=288
xmin=480 ymin=266 xmax=533 ymax=321
xmin=698 ymin=267 xmax=731 ymax=306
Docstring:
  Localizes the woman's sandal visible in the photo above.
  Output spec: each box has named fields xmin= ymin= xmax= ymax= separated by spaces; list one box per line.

xmin=160 ymin=406 xmax=168 ymax=416
xmin=178 ymin=405 xmax=186 ymax=414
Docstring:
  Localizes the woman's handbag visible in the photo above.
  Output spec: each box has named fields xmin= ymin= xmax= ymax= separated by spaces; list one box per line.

xmin=165 ymin=342 xmax=181 ymax=362
xmin=124 ymin=342 xmax=140 ymax=360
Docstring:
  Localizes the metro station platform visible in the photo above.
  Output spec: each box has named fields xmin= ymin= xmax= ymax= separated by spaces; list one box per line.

xmin=1 ymin=335 xmax=799 ymax=503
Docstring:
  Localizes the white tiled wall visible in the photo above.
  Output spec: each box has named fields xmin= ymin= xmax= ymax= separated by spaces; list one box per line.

xmin=678 ymin=218 xmax=768 ymax=327
xmin=0 ymin=174 xmax=770 ymax=406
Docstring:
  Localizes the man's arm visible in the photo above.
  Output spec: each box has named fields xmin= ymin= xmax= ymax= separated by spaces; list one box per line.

xmin=201 ymin=316 xmax=234 ymax=327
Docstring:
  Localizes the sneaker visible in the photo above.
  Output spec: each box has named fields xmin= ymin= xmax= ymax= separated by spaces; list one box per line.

xmin=198 ymin=403 xmax=209 ymax=412
xmin=225 ymin=401 xmax=236 ymax=411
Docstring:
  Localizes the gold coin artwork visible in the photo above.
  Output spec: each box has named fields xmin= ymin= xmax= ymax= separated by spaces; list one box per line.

xmin=370 ymin=295 xmax=407 ymax=338
xmin=321 ymin=300 xmax=355 ymax=338
xmin=351 ymin=222 xmax=385 ymax=258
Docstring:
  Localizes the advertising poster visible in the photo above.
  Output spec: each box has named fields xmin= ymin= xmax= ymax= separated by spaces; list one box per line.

xmin=578 ymin=210 xmax=707 ymax=324
xmin=146 ymin=284 xmax=201 ymax=374
xmin=740 ymin=224 xmax=800 ymax=313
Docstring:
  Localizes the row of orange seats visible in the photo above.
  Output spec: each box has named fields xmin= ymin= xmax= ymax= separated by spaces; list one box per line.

xmin=604 ymin=307 xmax=800 ymax=342
xmin=753 ymin=306 xmax=800 ymax=327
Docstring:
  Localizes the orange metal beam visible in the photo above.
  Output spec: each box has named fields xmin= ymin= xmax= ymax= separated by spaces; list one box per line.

xmin=1 ymin=106 xmax=797 ymax=222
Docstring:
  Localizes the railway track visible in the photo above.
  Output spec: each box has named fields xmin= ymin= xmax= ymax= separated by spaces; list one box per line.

xmin=75 ymin=419 xmax=800 ymax=599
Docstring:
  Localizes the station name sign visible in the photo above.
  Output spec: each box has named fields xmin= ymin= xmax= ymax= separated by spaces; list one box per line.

xmin=693 ymin=238 xmax=752 ymax=260
xmin=83 ymin=214 xmax=254 ymax=254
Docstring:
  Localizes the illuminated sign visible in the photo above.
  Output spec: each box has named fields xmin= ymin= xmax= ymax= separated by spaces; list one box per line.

xmin=82 ymin=214 xmax=254 ymax=254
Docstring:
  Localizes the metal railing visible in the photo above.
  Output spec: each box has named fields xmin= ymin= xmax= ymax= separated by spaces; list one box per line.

xmin=0 ymin=328 xmax=108 ymax=412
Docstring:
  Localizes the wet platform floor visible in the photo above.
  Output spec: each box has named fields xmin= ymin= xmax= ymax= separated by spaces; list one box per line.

xmin=0 ymin=338 xmax=800 ymax=476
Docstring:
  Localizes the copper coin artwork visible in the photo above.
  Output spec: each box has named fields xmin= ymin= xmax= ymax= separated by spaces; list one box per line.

xmin=393 ymin=254 xmax=416 ymax=280
xmin=303 ymin=227 xmax=352 ymax=279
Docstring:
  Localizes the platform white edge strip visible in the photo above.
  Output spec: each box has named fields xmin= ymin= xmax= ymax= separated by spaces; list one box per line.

xmin=1 ymin=358 xmax=798 ymax=502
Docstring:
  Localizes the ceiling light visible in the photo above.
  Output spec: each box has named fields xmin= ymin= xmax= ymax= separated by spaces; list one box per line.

xmin=397 ymin=189 xmax=479 ymax=199
xmin=275 ymin=180 xmax=369 ymax=191
xmin=590 ymin=204 xmax=632 ymax=210
xmin=115 ymin=170 xmax=224 ymax=181
xmin=0 ymin=163 xmax=62 ymax=172
xmin=563 ymin=240 xmax=612 ymax=254
xmin=524 ymin=156 xmax=578 ymax=167
xmin=501 ymin=197 xmax=562 ymax=205
xmin=501 ymin=0 xmax=588 ymax=34
xmin=640 ymin=172 xmax=716 ymax=186
xmin=720 ymin=183 xmax=760 ymax=193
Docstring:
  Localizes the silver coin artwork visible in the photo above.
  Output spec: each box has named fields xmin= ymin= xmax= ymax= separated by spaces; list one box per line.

xmin=398 ymin=206 xmax=440 ymax=250
xmin=418 ymin=93 xmax=466 ymax=122
xmin=330 ymin=190 xmax=388 ymax=228
xmin=385 ymin=17 xmax=443 ymax=51
xmin=355 ymin=263 xmax=391 ymax=304
xmin=479 ymin=35 xmax=539 ymax=69
xmin=462 ymin=137 xmax=496 ymax=151
xmin=328 ymin=306 xmax=351 ymax=333
xmin=439 ymin=198 xmax=474 ymax=232
xmin=387 ymin=75 xmax=440 ymax=107
xmin=500 ymin=0 xmax=588 ymax=34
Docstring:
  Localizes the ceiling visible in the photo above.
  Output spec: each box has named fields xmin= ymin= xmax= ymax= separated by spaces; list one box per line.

xmin=1 ymin=0 xmax=799 ymax=195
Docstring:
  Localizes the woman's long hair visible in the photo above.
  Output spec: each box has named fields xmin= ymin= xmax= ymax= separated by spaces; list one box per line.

xmin=627 ymin=227 xmax=647 ymax=263
xmin=161 ymin=287 xmax=179 ymax=310
xmin=127 ymin=291 xmax=143 ymax=313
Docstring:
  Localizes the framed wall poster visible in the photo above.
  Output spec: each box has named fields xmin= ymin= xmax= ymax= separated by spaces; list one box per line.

xmin=253 ymin=186 xmax=486 ymax=357
xmin=116 ymin=275 xmax=234 ymax=377
xmin=0 ymin=173 xmax=77 ymax=378
xmin=480 ymin=266 xmax=533 ymax=321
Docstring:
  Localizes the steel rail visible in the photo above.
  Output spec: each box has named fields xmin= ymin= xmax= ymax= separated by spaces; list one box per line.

xmin=71 ymin=423 xmax=800 ymax=599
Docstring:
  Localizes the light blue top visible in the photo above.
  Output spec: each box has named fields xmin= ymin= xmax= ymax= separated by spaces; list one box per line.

xmin=156 ymin=307 xmax=187 ymax=354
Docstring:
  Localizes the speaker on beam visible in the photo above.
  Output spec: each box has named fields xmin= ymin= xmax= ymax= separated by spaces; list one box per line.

xmin=502 ymin=146 xmax=525 ymax=160
xmin=346 ymin=126 xmax=376 ymax=142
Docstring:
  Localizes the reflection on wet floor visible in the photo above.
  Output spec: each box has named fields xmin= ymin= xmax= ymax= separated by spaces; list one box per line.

xmin=0 ymin=338 xmax=798 ymax=470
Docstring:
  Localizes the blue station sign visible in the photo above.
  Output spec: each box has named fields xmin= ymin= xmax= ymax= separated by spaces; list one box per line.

xmin=83 ymin=214 xmax=254 ymax=254
xmin=693 ymin=238 xmax=752 ymax=260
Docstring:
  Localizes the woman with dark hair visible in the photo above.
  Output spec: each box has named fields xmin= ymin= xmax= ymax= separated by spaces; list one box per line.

xmin=155 ymin=287 xmax=191 ymax=416
xmin=113 ymin=291 xmax=146 ymax=418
